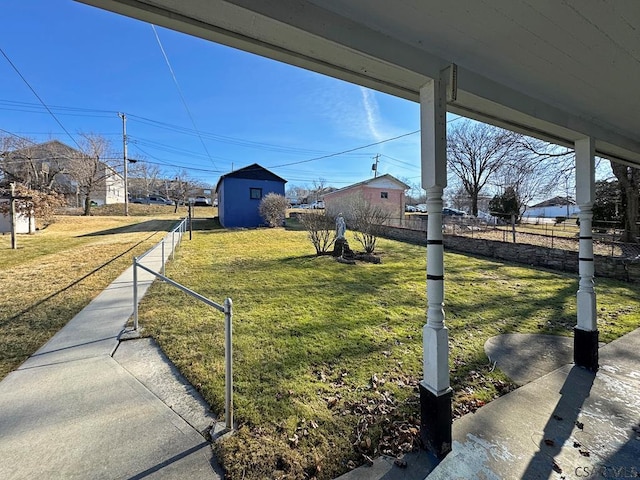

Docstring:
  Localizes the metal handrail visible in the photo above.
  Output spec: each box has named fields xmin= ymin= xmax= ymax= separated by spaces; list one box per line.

xmin=131 ymin=217 xmax=234 ymax=430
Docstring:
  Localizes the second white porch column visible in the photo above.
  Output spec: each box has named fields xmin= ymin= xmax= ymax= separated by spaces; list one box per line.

xmin=418 ymin=72 xmax=452 ymax=458
xmin=574 ymin=137 xmax=599 ymax=371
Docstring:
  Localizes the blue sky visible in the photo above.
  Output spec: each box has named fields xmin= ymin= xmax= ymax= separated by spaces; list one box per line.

xmin=1 ymin=0 xmax=428 ymax=189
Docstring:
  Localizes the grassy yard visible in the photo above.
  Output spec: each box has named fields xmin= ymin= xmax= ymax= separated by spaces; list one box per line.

xmin=0 ymin=210 xmax=184 ymax=378
xmin=136 ymin=221 xmax=640 ymax=480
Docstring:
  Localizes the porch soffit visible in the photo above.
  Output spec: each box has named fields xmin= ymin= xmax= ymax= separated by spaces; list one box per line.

xmin=76 ymin=0 xmax=640 ymax=166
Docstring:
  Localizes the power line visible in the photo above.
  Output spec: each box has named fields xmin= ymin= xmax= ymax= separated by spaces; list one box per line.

xmin=0 ymin=98 xmax=385 ymax=159
xmin=127 ymin=113 xmax=373 ymax=156
xmin=380 ymin=153 xmax=418 ymax=168
xmin=0 ymin=99 xmax=118 ymax=116
xmin=0 ymin=47 xmax=82 ymax=150
xmin=151 ymin=25 xmax=218 ymax=171
xmin=130 ymin=144 xmax=223 ymax=174
xmin=268 ymin=130 xmax=420 ymax=168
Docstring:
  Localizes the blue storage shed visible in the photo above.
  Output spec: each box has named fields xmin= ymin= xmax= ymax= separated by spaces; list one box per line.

xmin=215 ymin=163 xmax=287 ymax=228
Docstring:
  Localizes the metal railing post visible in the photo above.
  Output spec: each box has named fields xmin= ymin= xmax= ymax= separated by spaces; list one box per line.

xmin=224 ymin=297 xmax=234 ymax=430
xmin=172 ymin=230 xmax=176 ymax=261
xmin=161 ymin=239 xmax=166 ymax=276
xmin=133 ymin=257 xmax=139 ymax=330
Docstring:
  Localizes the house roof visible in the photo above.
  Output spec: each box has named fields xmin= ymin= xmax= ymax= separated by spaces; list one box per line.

xmin=6 ymin=140 xmax=81 ymax=161
xmin=323 ymin=174 xmax=409 ymax=198
xmin=4 ymin=140 xmax=123 ymax=181
xmin=530 ymin=196 xmax=576 ymax=209
xmin=215 ymin=163 xmax=287 ymax=192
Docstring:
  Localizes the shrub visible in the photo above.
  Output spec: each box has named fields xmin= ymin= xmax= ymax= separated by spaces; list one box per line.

xmin=259 ymin=193 xmax=289 ymax=227
xmin=343 ymin=195 xmax=391 ymax=254
xmin=300 ymin=211 xmax=335 ymax=255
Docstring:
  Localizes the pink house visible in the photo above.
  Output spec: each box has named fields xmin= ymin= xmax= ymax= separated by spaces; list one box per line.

xmin=323 ymin=174 xmax=409 ymax=226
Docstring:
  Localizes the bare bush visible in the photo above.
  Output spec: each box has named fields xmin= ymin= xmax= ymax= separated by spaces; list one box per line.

xmin=343 ymin=195 xmax=391 ymax=254
xmin=300 ymin=211 xmax=335 ymax=255
xmin=259 ymin=193 xmax=289 ymax=227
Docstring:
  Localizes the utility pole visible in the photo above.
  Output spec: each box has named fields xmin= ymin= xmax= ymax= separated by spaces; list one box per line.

xmin=372 ymin=154 xmax=380 ymax=178
xmin=119 ymin=112 xmax=129 ymax=216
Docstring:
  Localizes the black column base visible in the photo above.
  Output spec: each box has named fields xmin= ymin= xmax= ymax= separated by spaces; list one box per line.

xmin=574 ymin=328 xmax=599 ymax=372
xmin=419 ymin=383 xmax=453 ymax=459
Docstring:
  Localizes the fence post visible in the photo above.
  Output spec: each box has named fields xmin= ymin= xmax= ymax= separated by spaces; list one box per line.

xmin=224 ymin=297 xmax=234 ymax=430
xmin=133 ymin=257 xmax=139 ymax=331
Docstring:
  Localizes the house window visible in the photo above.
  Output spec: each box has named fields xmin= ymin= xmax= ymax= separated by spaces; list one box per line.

xmin=380 ymin=191 xmax=389 ymax=199
xmin=250 ymin=188 xmax=262 ymax=200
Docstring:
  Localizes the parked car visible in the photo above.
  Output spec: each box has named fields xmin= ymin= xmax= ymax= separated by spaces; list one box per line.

xmin=476 ymin=210 xmax=497 ymax=223
xmin=131 ymin=196 xmax=173 ymax=205
xmin=442 ymin=207 xmax=466 ymax=216
xmin=311 ymin=201 xmax=325 ymax=209
xmin=193 ymin=196 xmax=211 ymax=206
xmin=415 ymin=204 xmax=428 ymax=213
xmin=405 ymin=204 xmax=417 ymax=212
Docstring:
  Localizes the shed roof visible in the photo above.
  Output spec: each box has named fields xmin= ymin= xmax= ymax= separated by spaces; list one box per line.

xmin=215 ymin=163 xmax=287 ymax=192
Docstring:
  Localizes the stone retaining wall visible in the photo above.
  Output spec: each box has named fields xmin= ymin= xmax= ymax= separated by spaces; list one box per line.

xmin=379 ymin=225 xmax=640 ymax=283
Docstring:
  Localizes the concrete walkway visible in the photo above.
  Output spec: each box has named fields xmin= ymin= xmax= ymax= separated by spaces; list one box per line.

xmin=338 ymin=328 xmax=640 ymax=480
xmin=0 ymin=231 xmax=221 ymax=480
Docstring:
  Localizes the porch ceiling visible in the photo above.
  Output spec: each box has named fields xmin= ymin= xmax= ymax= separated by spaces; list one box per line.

xmin=77 ymin=0 xmax=640 ymax=166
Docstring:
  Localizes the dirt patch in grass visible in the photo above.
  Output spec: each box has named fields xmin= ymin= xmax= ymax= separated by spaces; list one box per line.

xmin=137 ymin=227 xmax=640 ymax=479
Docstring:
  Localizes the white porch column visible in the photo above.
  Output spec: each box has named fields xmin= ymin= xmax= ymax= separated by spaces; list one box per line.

xmin=418 ymin=71 xmax=452 ymax=458
xmin=574 ymin=136 xmax=599 ymax=371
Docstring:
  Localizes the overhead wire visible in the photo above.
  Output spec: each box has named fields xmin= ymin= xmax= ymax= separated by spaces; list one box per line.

xmin=151 ymin=25 xmax=218 ymax=171
xmin=0 ymin=48 xmax=82 ymax=150
xmin=267 ymin=130 xmax=420 ymax=168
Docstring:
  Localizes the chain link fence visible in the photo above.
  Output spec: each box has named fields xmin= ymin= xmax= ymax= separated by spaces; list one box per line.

xmin=388 ymin=214 xmax=640 ymax=260
xmin=440 ymin=216 xmax=640 ymax=259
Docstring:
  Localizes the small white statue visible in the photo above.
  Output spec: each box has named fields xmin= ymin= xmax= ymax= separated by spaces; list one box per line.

xmin=336 ymin=213 xmax=346 ymax=239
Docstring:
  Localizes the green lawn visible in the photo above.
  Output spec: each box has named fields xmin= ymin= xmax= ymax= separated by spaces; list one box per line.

xmin=0 ymin=213 xmax=181 ymax=378
xmin=136 ymin=221 xmax=640 ymax=480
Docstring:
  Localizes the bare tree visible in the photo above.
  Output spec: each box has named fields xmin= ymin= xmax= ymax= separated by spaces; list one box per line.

xmin=311 ymin=178 xmax=327 ymax=204
xmin=67 ymin=133 xmax=116 ymax=216
xmin=128 ymin=160 xmax=161 ymax=198
xmin=398 ymin=177 xmax=425 ymax=204
xmin=610 ymin=162 xmax=640 ymax=242
xmin=447 ymin=120 xmax=524 ymax=216
xmin=285 ymin=185 xmax=308 ymax=203
xmin=514 ymin=138 xmax=575 ymax=213
xmin=0 ymin=136 xmax=69 ymax=192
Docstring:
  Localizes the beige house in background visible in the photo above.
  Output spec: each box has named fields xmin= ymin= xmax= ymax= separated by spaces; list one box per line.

xmin=323 ymin=174 xmax=409 ymax=226
xmin=1 ymin=140 xmax=124 ymax=208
